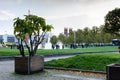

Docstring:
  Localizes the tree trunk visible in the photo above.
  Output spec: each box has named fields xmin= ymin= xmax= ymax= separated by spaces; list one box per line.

xmin=19 ymin=45 xmax=25 ymax=57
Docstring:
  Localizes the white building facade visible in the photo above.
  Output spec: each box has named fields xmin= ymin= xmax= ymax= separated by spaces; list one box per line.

xmin=0 ymin=33 xmax=53 ymax=49
xmin=0 ymin=34 xmax=17 ymax=43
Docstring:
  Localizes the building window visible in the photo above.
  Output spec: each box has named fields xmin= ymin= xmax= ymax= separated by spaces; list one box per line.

xmin=7 ymin=37 xmax=15 ymax=42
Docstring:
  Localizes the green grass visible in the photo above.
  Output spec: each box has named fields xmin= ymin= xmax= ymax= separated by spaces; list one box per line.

xmin=0 ymin=46 xmax=119 ymax=72
xmin=45 ymin=53 xmax=120 ymax=72
xmin=36 ymin=46 xmax=118 ymax=55
xmin=0 ymin=48 xmax=19 ymax=56
xmin=0 ymin=46 xmax=118 ymax=56
xmin=0 ymin=46 xmax=117 ymax=56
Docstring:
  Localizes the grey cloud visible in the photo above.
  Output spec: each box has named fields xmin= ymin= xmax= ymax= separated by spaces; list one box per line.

xmin=0 ymin=11 xmax=16 ymax=20
xmin=40 ymin=0 xmax=109 ymax=5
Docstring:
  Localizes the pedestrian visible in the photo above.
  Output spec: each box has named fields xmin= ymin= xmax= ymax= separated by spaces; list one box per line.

xmin=11 ymin=45 xmax=13 ymax=49
xmin=118 ymin=46 xmax=120 ymax=53
xmin=62 ymin=44 xmax=64 ymax=49
xmin=52 ymin=44 xmax=55 ymax=50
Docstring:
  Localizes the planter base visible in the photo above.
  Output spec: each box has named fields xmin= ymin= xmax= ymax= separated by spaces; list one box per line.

xmin=15 ymin=55 xmax=44 ymax=74
xmin=107 ymin=64 xmax=120 ymax=80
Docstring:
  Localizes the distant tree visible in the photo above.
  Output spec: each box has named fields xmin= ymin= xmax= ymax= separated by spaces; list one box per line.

xmin=50 ymin=35 xmax=58 ymax=45
xmin=58 ymin=33 xmax=66 ymax=44
xmin=67 ymin=31 xmax=74 ymax=44
xmin=76 ymin=29 xmax=84 ymax=43
xmin=83 ymin=27 xmax=90 ymax=43
xmin=104 ymin=8 xmax=120 ymax=36
xmin=99 ymin=25 xmax=115 ymax=43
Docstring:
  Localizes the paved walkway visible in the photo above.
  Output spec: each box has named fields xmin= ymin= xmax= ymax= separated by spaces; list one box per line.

xmin=0 ymin=58 xmax=106 ymax=80
xmin=44 ymin=55 xmax=75 ymax=62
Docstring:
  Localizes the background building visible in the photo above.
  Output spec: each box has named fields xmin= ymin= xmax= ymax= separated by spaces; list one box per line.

xmin=38 ymin=32 xmax=52 ymax=49
xmin=69 ymin=28 xmax=73 ymax=33
xmin=0 ymin=33 xmax=52 ymax=49
xmin=64 ymin=27 xmax=68 ymax=36
xmin=64 ymin=27 xmax=73 ymax=36
xmin=0 ymin=34 xmax=17 ymax=43
xmin=0 ymin=34 xmax=17 ymax=47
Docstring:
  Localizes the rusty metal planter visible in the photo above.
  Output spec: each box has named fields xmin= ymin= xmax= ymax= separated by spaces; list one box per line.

xmin=15 ymin=55 xmax=44 ymax=74
xmin=107 ymin=64 xmax=120 ymax=80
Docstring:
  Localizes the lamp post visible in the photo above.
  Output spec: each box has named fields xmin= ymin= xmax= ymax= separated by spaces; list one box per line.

xmin=74 ymin=30 xmax=76 ymax=48
xmin=28 ymin=10 xmax=30 ymax=74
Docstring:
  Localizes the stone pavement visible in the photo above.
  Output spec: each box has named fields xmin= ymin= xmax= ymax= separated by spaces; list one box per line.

xmin=0 ymin=60 xmax=106 ymax=80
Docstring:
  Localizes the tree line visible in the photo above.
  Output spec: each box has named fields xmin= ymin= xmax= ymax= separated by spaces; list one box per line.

xmin=50 ymin=25 xmax=119 ymax=48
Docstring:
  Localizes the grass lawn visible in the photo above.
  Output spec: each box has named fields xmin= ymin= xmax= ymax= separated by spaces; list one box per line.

xmin=37 ymin=46 xmax=118 ymax=55
xmin=45 ymin=53 xmax=120 ymax=72
xmin=0 ymin=46 xmax=118 ymax=56
xmin=0 ymin=46 xmax=119 ymax=72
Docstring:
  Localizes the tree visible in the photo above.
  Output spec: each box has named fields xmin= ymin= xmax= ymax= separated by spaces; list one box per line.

xmin=67 ymin=31 xmax=74 ymax=44
xmin=76 ymin=29 xmax=84 ymax=43
xmin=58 ymin=33 xmax=67 ymax=44
xmin=104 ymin=8 xmax=120 ymax=36
xmin=13 ymin=14 xmax=53 ymax=57
xmin=83 ymin=27 xmax=90 ymax=43
xmin=50 ymin=35 xmax=58 ymax=45
xmin=99 ymin=25 xmax=114 ymax=43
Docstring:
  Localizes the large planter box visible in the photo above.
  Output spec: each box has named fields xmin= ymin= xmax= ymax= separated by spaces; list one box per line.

xmin=107 ymin=64 xmax=120 ymax=80
xmin=15 ymin=55 xmax=44 ymax=74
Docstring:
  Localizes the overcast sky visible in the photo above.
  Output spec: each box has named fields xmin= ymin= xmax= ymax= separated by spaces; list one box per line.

xmin=0 ymin=0 xmax=120 ymax=35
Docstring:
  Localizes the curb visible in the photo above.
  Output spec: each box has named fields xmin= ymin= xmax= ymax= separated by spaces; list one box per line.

xmin=0 ymin=56 xmax=14 ymax=61
xmin=45 ymin=66 xmax=106 ymax=75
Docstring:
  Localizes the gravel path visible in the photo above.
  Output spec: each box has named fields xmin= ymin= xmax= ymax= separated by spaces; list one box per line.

xmin=0 ymin=60 xmax=106 ymax=80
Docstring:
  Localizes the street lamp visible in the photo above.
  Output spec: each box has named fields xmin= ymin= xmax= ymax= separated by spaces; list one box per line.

xmin=74 ymin=30 xmax=76 ymax=47
xmin=74 ymin=31 xmax=76 ymax=45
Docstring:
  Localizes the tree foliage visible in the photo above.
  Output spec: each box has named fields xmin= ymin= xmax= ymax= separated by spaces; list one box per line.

xmin=13 ymin=14 xmax=53 ymax=57
xmin=104 ymin=8 xmax=120 ymax=36
xmin=50 ymin=35 xmax=58 ymax=45
xmin=58 ymin=33 xmax=67 ymax=44
xmin=57 ymin=26 xmax=116 ymax=45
